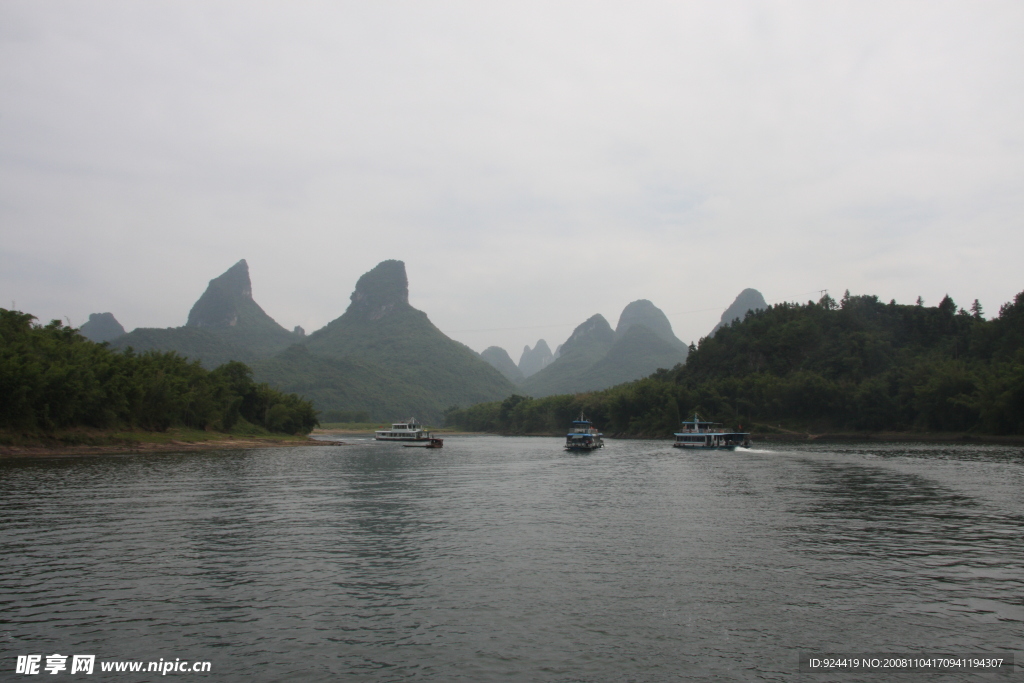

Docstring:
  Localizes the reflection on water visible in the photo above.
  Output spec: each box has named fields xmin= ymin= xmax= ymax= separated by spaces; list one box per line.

xmin=1 ymin=439 xmax=1022 ymax=681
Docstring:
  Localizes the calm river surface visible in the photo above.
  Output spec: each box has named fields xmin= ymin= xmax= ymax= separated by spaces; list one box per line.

xmin=2 ymin=437 xmax=1022 ymax=681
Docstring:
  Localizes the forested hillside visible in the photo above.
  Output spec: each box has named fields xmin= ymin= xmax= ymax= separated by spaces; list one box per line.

xmin=518 ymin=300 xmax=689 ymax=397
xmin=260 ymin=260 xmax=514 ymax=422
xmin=446 ymin=291 xmax=1024 ymax=436
xmin=105 ymin=258 xmax=514 ymax=423
xmin=0 ymin=309 xmax=317 ymax=435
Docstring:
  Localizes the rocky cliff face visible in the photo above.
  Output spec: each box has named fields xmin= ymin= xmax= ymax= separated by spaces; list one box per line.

xmin=187 ymin=259 xmax=263 ymax=328
xmin=518 ymin=339 xmax=554 ymax=378
xmin=711 ymin=288 xmax=768 ymax=336
xmin=78 ymin=312 xmax=125 ymax=343
xmin=345 ymin=260 xmax=410 ymax=321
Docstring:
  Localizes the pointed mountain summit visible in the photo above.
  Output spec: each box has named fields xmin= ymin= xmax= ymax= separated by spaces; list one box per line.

xmin=259 ymin=260 xmax=514 ymax=422
xmin=559 ymin=314 xmax=615 ymax=357
xmin=112 ymin=259 xmax=298 ymax=366
xmin=614 ymin=299 xmax=687 ymax=350
xmin=519 ymin=314 xmax=615 ymax=397
xmin=182 ymin=259 xmax=297 ymax=356
xmin=711 ymin=288 xmax=768 ymax=336
xmin=518 ymin=339 xmax=554 ymax=378
xmin=186 ymin=259 xmax=252 ymax=328
xmin=582 ymin=323 xmax=687 ymax=388
xmin=481 ymin=346 xmax=524 ymax=384
xmin=520 ymin=302 xmax=688 ymax=398
xmin=79 ymin=312 xmax=125 ymax=343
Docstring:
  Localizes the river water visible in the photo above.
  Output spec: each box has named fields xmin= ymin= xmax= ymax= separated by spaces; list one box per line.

xmin=1 ymin=437 xmax=1022 ymax=681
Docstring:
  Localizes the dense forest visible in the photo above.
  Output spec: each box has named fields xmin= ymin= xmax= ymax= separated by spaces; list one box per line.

xmin=0 ymin=309 xmax=318 ymax=435
xmin=445 ymin=290 xmax=1024 ymax=437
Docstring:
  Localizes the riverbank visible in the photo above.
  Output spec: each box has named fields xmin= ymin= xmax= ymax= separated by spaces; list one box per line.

xmin=0 ymin=428 xmax=331 ymax=458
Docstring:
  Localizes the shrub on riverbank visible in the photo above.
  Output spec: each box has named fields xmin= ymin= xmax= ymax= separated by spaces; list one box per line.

xmin=0 ymin=309 xmax=318 ymax=435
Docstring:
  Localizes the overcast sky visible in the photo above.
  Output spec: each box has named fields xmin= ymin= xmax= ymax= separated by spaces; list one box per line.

xmin=3 ymin=2 xmax=1023 ymax=358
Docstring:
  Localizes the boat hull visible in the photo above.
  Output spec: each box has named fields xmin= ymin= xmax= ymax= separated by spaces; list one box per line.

xmin=403 ymin=438 xmax=444 ymax=448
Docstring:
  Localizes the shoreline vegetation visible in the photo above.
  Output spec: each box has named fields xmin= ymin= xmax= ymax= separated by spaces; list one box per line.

xmin=445 ymin=291 xmax=1024 ymax=439
xmin=1 ymin=309 xmax=318 ymax=445
xmin=0 ymin=427 xmax=332 ymax=458
xmin=4 ymin=287 xmax=1022 ymax=458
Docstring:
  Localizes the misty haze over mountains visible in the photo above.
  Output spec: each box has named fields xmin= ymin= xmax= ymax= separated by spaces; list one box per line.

xmin=518 ymin=340 xmax=554 ymax=378
xmin=84 ymin=259 xmax=766 ymax=420
xmin=480 ymin=291 xmax=767 ymax=396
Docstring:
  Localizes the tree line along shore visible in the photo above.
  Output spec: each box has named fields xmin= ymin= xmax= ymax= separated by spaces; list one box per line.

xmin=445 ymin=291 xmax=1024 ymax=439
xmin=2 ymin=287 xmax=1023 ymax=453
xmin=0 ymin=309 xmax=318 ymax=449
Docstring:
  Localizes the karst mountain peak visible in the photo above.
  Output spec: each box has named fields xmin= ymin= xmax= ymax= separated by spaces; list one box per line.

xmin=344 ymin=259 xmax=411 ymax=322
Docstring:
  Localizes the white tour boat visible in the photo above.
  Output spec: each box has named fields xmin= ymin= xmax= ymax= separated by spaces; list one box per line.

xmin=375 ymin=418 xmax=431 ymax=442
xmin=672 ymin=414 xmax=751 ymax=450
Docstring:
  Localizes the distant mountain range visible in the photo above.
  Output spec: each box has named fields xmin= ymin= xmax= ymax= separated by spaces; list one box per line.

xmin=505 ymin=300 xmax=690 ymax=397
xmin=518 ymin=340 xmax=554 ymax=378
xmin=87 ymin=258 xmax=767 ymax=420
xmin=479 ymin=292 xmax=769 ymax=397
xmin=109 ymin=259 xmax=512 ymax=422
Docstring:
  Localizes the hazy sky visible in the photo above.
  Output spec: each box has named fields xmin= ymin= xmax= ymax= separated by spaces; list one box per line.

xmin=3 ymin=2 xmax=1022 ymax=357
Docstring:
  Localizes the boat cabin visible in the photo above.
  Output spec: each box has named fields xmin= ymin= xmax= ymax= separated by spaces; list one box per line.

xmin=375 ymin=418 xmax=428 ymax=441
xmin=673 ymin=413 xmax=750 ymax=450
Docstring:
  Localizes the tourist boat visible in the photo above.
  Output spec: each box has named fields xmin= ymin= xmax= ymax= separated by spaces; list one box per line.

xmin=673 ymin=414 xmax=751 ymax=450
xmin=375 ymin=418 xmax=431 ymax=442
xmin=565 ymin=414 xmax=604 ymax=451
